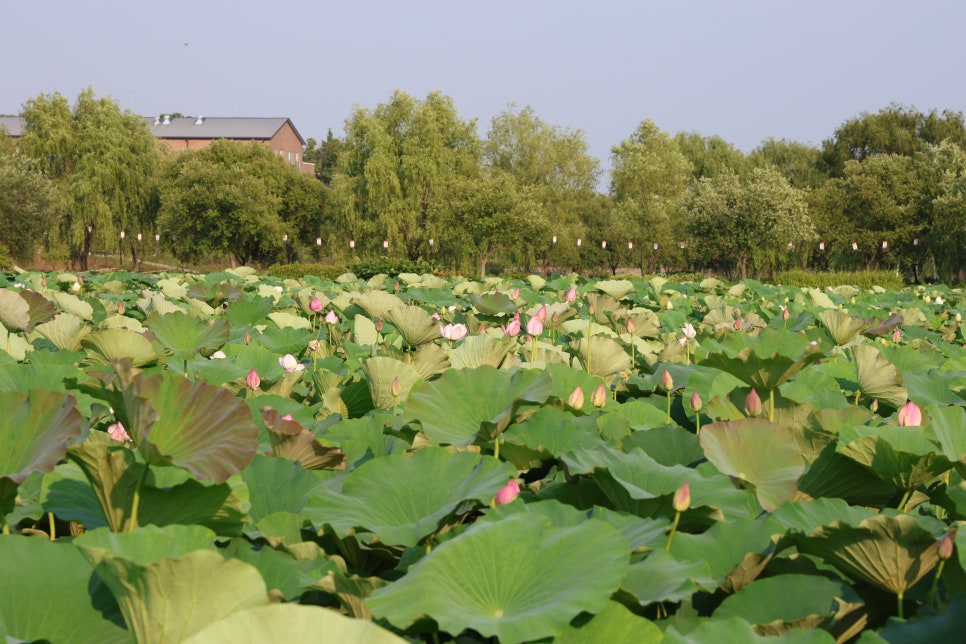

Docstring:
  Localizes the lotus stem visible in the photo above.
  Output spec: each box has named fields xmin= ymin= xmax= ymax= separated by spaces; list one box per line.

xmin=897 ymin=591 xmax=904 ymax=619
xmin=769 ymin=389 xmax=775 ymax=422
xmin=493 ymin=438 xmax=500 ymax=461
xmin=586 ymin=319 xmax=593 ymax=375
xmin=127 ymin=464 xmax=151 ymax=532
xmin=928 ymin=560 xmax=947 ymax=607
xmin=854 ymin=389 xmax=861 ymax=406
xmin=897 ymin=489 xmax=911 ymax=512
xmin=695 ymin=413 xmax=701 ymax=436
xmin=665 ymin=511 xmax=681 ymax=551
xmin=666 ymin=393 xmax=672 ymax=424
xmin=48 ymin=512 xmax=56 ymax=540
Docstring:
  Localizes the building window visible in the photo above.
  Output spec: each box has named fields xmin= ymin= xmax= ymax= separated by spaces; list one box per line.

xmin=288 ymin=151 xmax=292 ymax=163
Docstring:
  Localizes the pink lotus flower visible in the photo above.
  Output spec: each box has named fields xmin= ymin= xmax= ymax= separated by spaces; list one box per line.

xmin=107 ymin=422 xmax=130 ymax=442
xmin=626 ymin=318 xmax=635 ymax=334
xmin=432 ymin=312 xmax=441 ymax=320
xmin=511 ymin=287 xmax=520 ymax=299
xmin=494 ymin=480 xmax=521 ymax=506
xmin=898 ymin=401 xmax=922 ymax=427
xmin=502 ymin=313 xmax=521 ymax=337
xmin=938 ymin=533 xmax=955 ymax=560
xmin=440 ymin=323 xmax=468 ymax=342
xmin=591 ymin=382 xmax=607 ymax=408
xmin=310 ymin=297 xmax=323 ymax=313
xmin=568 ymin=386 xmax=585 ymax=409
xmin=325 ymin=310 xmax=339 ymax=325
xmin=681 ymin=323 xmax=696 ymax=340
xmin=744 ymin=389 xmax=763 ymax=417
xmin=892 ymin=328 xmax=901 ymax=343
xmin=661 ymin=369 xmax=674 ymax=392
xmin=565 ymin=286 xmax=577 ymax=303
xmin=690 ymin=391 xmax=702 ymax=412
xmin=279 ymin=354 xmax=305 ymax=373
xmin=673 ymin=482 xmax=691 ymax=512
xmin=536 ymin=304 xmax=548 ymax=322
xmin=390 ymin=376 xmax=402 ymax=398
xmin=526 ymin=316 xmax=543 ymax=336
xmin=246 ymin=369 xmax=260 ymax=389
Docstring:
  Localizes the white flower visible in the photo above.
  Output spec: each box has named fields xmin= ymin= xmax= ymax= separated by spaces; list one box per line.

xmin=935 ymin=296 xmax=945 ymax=305
xmin=210 ymin=350 xmax=227 ymax=359
xmin=681 ymin=323 xmax=696 ymax=340
xmin=279 ymin=354 xmax=305 ymax=372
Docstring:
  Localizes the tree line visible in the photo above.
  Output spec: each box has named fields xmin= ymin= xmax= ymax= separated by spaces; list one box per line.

xmin=2 ymin=88 xmax=965 ymax=283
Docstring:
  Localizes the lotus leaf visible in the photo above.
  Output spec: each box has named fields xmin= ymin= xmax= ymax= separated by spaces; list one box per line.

xmin=715 ymin=574 xmax=844 ymax=627
xmin=30 ymin=313 xmax=91 ymax=351
xmin=75 ymin=524 xmax=217 ymax=566
xmin=572 ymin=336 xmax=632 ymax=377
xmin=382 ymin=305 xmax=440 ymax=346
xmin=353 ymin=313 xmax=379 ymax=345
xmin=870 ymin=595 xmax=966 ymax=643
xmin=82 ymin=328 xmax=158 ymax=367
xmin=556 ymin=600 xmax=663 ymax=643
xmin=145 ymin=311 xmax=230 ymax=362
xmin=355 ymin=289 xmax=405 ymax=319
xmin=260 ymin=409 xmax=346 ymax=471
xmin=367 ymin=512 xmax=629 ymax=642
xmin=267 ymin=310 xmax=312 ymax=330
xmin=0 ymin=290 xmax=30 ymax=333
xmin=699 ymin=328 xmax=824 ymax=395
xmin=465 ymin=291 xmax=517 ymax=315
xmin=303 ymin=447 xmax=514 ymax=547
xmin=596 ymin=279 xmax=635 ymax=300
xmin=700 ymin=418 xmax=806 ymax=512
xmin=402 ymin=366 xmax=552 ymax=447
xmin=501 ymin=407 xmax=602 ymax=459
xmin=449 ymin=334 xmax=513 ymax=369
xmin=361 ymin=356 xmax=422 ymax=408
xmin=852 ymin=344 xmax=907 ymax=408
xmin=818 ymin=309 xmax=872 ymax=346
xmin=404 ymin=342 xmax=450 ymax=380
xmin=53 ymin=291 xmax=95 ymax=320
xmin=622 ymin=548 xmax=716 ymax=604
xmin=0 ymin=536 xmax=131 ymax=644
xmin=837 ymin=425 xmax=953 ymax=492
xmin=68 ymin=441 xmax=145 ymax=532
xmin=225 ymin=297 xmax=274 ymax=328
xmin=88 ymin=549 xmax=269 ymax=644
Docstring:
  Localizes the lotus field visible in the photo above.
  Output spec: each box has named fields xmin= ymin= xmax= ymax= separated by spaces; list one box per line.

xmin=2 ymin=268 xmax=966 ymax=643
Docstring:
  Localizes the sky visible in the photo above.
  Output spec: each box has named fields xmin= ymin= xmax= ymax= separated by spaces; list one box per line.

xmin=4 ymin=0 xmax=966 ymax=176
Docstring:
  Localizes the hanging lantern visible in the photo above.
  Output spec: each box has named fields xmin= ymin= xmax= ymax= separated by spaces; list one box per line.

xmin=601 ymin=240 xmax=607 ymax=249
xmin=628 ymin=241 xmax=633 ymax=250
xmin=577 ymin=238 xmax=582 ymax=247
xmin=852 ymin=242 xmax=858 ymax=251
xmin=819 ymin=242 xmax=825 ymax=251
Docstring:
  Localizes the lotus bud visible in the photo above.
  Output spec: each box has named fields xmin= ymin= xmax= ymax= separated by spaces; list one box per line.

xmin=565 ymin=286 xmax=577 ymax=303
xmin=390 ymin=376 xmax=402 ymax=398
xmin=661 ymin=369 xmax=674 ymax=392
xmin=494 ymin=480 xmax=521 ymax=506
xmin=244 ymin=331 xmax=251 ymax=345
xmin=591 ymin=382 xmax=607 ymax=408
xmin=511 ymin=287 xmax=520 ymax=299
xmin=526 ymin=316 xmax=543 ymax=337
xmin=394 ymin=281 xmax=400 ymax=293
xmin=956 ymin=312 xmax=962 ymax=322
xmin=938 ymin=533 xmax=955 ymax=561
xmin=626 ymin=318 xmax=635 ymax=335
xmin=41 ymin=277 xmax=47 ymax=288
xmin=666 ymin=301 xmax=674 ymax=310
xmin=502 ymin=315 xmax=521 ymax=337
xmin=440 ymin=323 xmax=468 ymax=342
xmin=107 ymin=422 xmax=130 ymax=442
xmin=310 ymin=297 xmax=323 ymax=313
xmin=588 ymin=301 xmax=596 ymax=316
xmin=307 ymin=340 xmax=321 ymax=353
xmin=568 ymin=386 xmax=585 ymax=409
xmin=782 ymin=306 xmax=790 ymax=321
xmin=117 ymin=302 xmax=125 ymax=315
xmin=70 ymin=281 xmax=81 ymax=294
xmin=690 ymin=391 xmax=702 ymax=413
xmin=432 ymin=312 xmax=441 ymax=320
xmin=870 ymin=398 xmax=879 ymax=413
xmin=246 ymin=369 xmax=260 ymax=390
xmin=673 ymin=482 xmax=691 ymax=512
xmin=745 ymin=389 xmax=763 ymax=417
xmin=536 ymin=304 xmax=548 ymax=322
xmin=325 ymin=309 xmax=338 ymax=325
xmin=898 ymin=400 xmax=922 ymax=427
xmin=892 ymin=328 xmax=901 ymax=343
xmin=734 ymin=318 xmax=743 ymax=330
xmin=375 ymin=319 xmax=383 ymax=332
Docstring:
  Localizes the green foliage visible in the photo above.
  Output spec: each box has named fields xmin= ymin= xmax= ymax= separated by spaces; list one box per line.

xmin=348 ymin=256 xmax=440 ymax=280
xmin=776 ymin=270 xmax=904 ymax=290
xmin=265 ymin=262 xmax=348 ymax=281
xmin=0 ymin=153 xmax=58 ymax=264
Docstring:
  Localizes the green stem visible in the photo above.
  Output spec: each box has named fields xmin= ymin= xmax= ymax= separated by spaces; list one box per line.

xmin=665 ymin=511 xmax=681 ymax=551
xmin=897 ymin=591 xmax=904 ymax=619
xmin=854 ymin=389 xmax=861 ymax=406
xmin=666 ymin=392 xmax=672 ymax=424
xmin=127 ymin=463 xmax=151 ymax=532
xmin=695 ymin=413 xmax=701 ymax=436
xmin=493 ymin=438 xmax=500 ymax=461
xmin=586 ymin=318 xmax=593 ymax=375
xmin=928 ymin=560 xmax=947 ymax=607
xmin=897 ymin=489 xmax=911 ymax=512
xmin=769 ymin=389 xmax=775 ymax=422
xmin=48 ymin=512 xmax=56 ymax=540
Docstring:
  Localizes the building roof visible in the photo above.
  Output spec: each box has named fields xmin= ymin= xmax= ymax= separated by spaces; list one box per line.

xmin=0 ymin=116 xmax=22 ymax=136
xmin=0 ymin=115 xmax=306 ymax=145
xmin=144 ymin=116 xmax=306 ymax=145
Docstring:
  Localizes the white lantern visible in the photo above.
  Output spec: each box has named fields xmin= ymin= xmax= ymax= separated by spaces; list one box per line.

xmin=349 ymin=240 xmax=355 ymax=249
xmin=577 ymin=238 xmax=582 ymax=247
xmin=383 ymin=240 xmax=389 ymax=250
xmin=316 ymin=237 xmax=322 ymax=246
xmin=628 ymin=241 xmax=633 ymax=250
xmin=852 ymin=242 xmax=858 ymax=251
xmin=819 ymin=242 xmax=825 ymax=251
xmin=552 ymin=235 xmax=557 ymax=244
xmin=601 ymin=240 xmax=607 ymax=249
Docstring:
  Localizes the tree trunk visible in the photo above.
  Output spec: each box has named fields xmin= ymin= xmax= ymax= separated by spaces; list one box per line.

xmin=479 ymin=253 xmax=488 ymax=281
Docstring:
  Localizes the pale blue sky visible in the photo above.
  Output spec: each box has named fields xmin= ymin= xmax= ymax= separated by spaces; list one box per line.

xmin=4 ymin=1 xmax=964 ymax=174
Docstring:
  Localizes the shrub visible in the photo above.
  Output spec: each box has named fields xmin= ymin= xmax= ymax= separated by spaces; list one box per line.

xmin=349 ymin=257 xmax=441 ymax=280
xmin=775 ymin=270 xmax=904 ymax=291
xmin=265 ymin=262 xmax=349 ymax=281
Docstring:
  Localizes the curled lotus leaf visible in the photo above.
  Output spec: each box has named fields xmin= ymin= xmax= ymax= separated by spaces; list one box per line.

xmin=82 ymin=328 xmax=158 ymax=367
xmin=0 ymin=289 xmax=30 ymax=332
xmin=0 ymin=389 xmax=83 ymax=485
xmin=355 ymin=290 xmax=405 ymax=319
xmin=595 ymin=279 xmax=636 ymax=300
xmin=261 ymin=408 xmax=345 ymax=471
xmin=30 ymin=313 xmax=91 ymax=352
xmin=382 ymin=305 xmax=440 ymax=346
xmin=852 ymin=344 xmax=906 ymax=409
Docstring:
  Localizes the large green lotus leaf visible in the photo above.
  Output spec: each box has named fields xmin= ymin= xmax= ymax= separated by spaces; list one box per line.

xmin=129 ymin=372 xmax=259 ymax=483
xmin=361 ymin=356 xmax=422 ymax=409
xmin=622 ymin=549 xmax=716 ymax=604
xmin=714 ymin=574 xmax=844 ymax=626
xmin=401 ymin=342 xmax=448 ymax=381
xmin=770 ymin=496 xmax=876 ymax=536
xmin=218 ymin=537 xmax=338 ymax=600
xmin=0 ymin=350 xmax=87 ymax=398
xmin=837 ymin=425 xmax=953 ymax=491
xmin=145 ymin=311 xmax=230 ymax=361
xmin=43 ymin=461 xmax=110 ymax=530
xmin=596 ymin=279 xmax=635 ymax=300
xmin=664 ymin=616 xmax=836 ymax=644
xmin=670 ymin=516 xmax=777 ymax=583
xmin=184 ymin=603 xmax=405 ymax=644
xmin=30 ymin=312 xmax=91 ymax=351
xmin=90 ymin=549 xmax=269 ymax=644
xmin=68 ymin=441 xmax=143 ymax=532
xmin=870 ymin=595 xmax=966 ymax=643
xmin=818 ymin=309 xmax=873 ymax=346
xmin=136 ymin=477 xmax=246 ymax=537
xmin=698 ymin=328 xmax=824 ymax=392
xmin=0 ymin=536 xmax=132 ymax=644
xmin=0 ymin=289 xmax=30 ymax=331
xmin=0 ymin=324 xmax=32 ymax=360
xmin=82 ymin=329 xmax=158 ymax=367
xmin=852 ymin=344 xmax=907 ymax=408
xmin=797 ymin=513 xmax=941 ymax=596
xmin=623 ymin=425 xmax=704 ymax=468
xmin=353 ymin=313 xmax=379 ymax=345
xmin=75 ymin=524 xmax=216 ymax=566
xmin=556 ymin=600 xmax=663 ymax=644
xmin=254 ymin=325 xmax=313 ymax=356
xmin=572 ymin=336 xmax=632 ymax=377
xmin=925 ymin=405 xmax=966 ymax=464
xmin=52 ymin=291 xmax=95 ymax=320
xmin=355 ymin=289 xmax=405 ymax=319
xmin=796 ymin=444 xmax=898 ymax=507
xmin=367 ymin=512 xmax=629 ymax=642
xmin=779 ymin=366 xmax=851 ymax=411
xmin=402 ymin=366 xmax=553 ymax=447
xmin=543 ymin=362 xmax=606 ymax=413
xmin=502 ymin=407 xmax=602 ymax=460
xmin=220 ymin=343 xmax=286 ymax=381
xmin=902 ymin=369 xmax=964 ymax=406
xmin=465 ymin=291 xmax=517 ymax=315
xmin=241 ymin=453 xmax=325 ymax=523
xmin=0 ymin=389 xmax=83 ymax=486
xmin=303 ymin=447 xmax=515 ymax=547
xmin=700 ymin=418 xmax=806 ymax=512
xmin=266 ymin=310 xmax=311 ymax=330
xmin=225 ymin=296 xmax=274 ymax=327
xmin=449 ymin=334 xmax=514 ymax=369
xmin=383 ymin=305 xmax=439 ymax=346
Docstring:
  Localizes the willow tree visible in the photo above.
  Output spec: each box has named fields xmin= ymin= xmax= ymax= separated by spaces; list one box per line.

xmin=333 ymin=90 xmax=481 ymax=260
xmin=18 ymin=88 xmax=163 ymax=269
